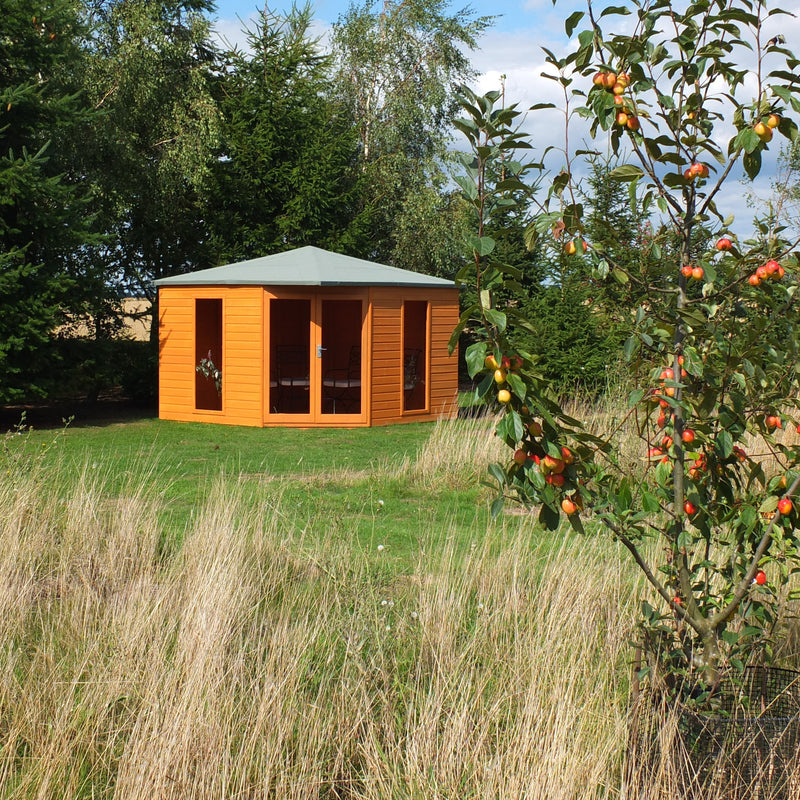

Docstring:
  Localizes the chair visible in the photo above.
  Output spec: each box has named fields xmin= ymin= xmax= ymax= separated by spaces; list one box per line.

xmin=323 ymin=346 xmax=362 ymax=413
xmin=273 ymin=345 xmax=310 ymax=413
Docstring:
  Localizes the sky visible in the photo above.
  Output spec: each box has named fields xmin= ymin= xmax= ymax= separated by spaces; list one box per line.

xmin=209 ymin=0 xmax=800 ymax=237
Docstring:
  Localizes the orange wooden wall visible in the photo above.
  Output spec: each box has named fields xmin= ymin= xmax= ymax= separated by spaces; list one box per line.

xmin=159 ymin=286 xmax=264 ymax=426
xmin=158 ymin=285 xmax=459 ymax=427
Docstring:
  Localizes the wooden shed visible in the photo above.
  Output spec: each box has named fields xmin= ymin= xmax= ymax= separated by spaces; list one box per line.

xmin=155 ymin=246 xmax=460 ymax=427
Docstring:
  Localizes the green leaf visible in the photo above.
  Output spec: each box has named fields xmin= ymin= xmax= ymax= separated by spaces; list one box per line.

xmin=641 ymin=491 xmax=662 ymax=514
xmin=624 ymin=335 xmax=639 ymax=361
xmin=565 ymin=10 xmax=584 ymax=37
xmin=628 ymin=388 xmax=646 ymax=408
xmin=715 ymin=430 xmax=734 ymax=459
xmin=506 ymin=371 xmax=526 ymax=400
xmin=539 ymin=502 xmax=561 ymax=531
xmin=488 ymin=462 xmax=507 ymax=486
xmin=760 ymin=495 xmax=779 ymax=514
xmin=484 ymin=307 xmax=507 ymax=333
xmin=464 ymin=341 xmax=488 ymax=379
xmin=612 ymin=267 xmax=629 ymax=284
xmin=490 ymin=496 xmax=505 ymax=519
xmin=609 ymin=164 xmax=644 ymax=181
xmin=567 ymin=512 xmax=585 ymax=535
xmin=743 ymin=148 xmax=762 ymax=180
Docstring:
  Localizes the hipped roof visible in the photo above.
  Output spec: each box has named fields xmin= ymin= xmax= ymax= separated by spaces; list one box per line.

xmin=154 ymin=246 xmax=456 ymax=288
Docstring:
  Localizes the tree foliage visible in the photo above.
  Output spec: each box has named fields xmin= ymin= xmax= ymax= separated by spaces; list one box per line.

xmin=456 ymin=0 xmax=800 ymax=693
xmin=80 ymin=0 xmax=221 ymax=305
xmin=331 ymin=0 xmax=491 ymax=274
xmin=0 ymin=0 xmax=100 ymax=401
xmin=207 ymin=6 xmax=365 ymax=262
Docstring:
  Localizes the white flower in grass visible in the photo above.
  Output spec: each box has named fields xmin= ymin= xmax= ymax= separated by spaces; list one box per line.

xmin=377 ymin=544 xmax=385 ymax=552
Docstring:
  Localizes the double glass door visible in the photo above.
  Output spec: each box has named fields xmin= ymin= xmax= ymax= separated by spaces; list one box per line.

xmin=267 ymin=296 xmax=364 ymax=421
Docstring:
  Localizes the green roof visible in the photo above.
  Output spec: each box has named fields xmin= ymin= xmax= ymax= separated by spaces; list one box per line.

xmin=154 ymin=246 xmax=456 ymax=288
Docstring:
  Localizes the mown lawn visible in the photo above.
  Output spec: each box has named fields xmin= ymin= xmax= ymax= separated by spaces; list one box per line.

xmin=4 ymin=413 xmax=514 ymax=568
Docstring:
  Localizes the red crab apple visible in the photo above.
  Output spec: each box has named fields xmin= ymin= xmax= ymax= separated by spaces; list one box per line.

xmin=765 ymin=260 xmax=781 ymax=277
xmin=681 ymin=264 xmax=694 ymax=277
xmin=766 ymin=414 xmax=782 ymax=430
xmin=561 ymin=497 xmax=578 ymax=515
xmin=757 ymin=264 xmax=769 ymax=280
xmin=754 ymin=121 xmax=773 ymax=142
xmin=626 ymin=115 xmax=641 ymax=131
xmin=755 ymin=570 xmax=767 ymax=586
xmin=682 ymin=429 xmax=696 ymax=444
xmin=561 ymin=446 xmax=574 ymax=464
xmin=691 ymin=265 xmax=704 ymax=281
xmin=716 ymin=237 xmax=733 ymax=251
xmin=565 ymin=238 xmax=587 ymax=255
xmin=778 ymin=497 xmax=793 ymax=516
xmin=542 ymin=455 xmax=566 ymax=474
xmin=684 ymin=500 xmax=697 ymax=515
xmin=546 ymin=473 xmax=565 ymax=487
xmin=513 ymin=449 xmax=527 ymax=466
xmin=602 ymin=72 xmax=617 ymax=90
xmin=686 ymin=162 xmax=709 ymax=180
xmin=749 ymin=273 xmax=761 ymax=286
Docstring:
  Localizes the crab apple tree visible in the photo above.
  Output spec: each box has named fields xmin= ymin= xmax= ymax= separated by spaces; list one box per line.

xmin=451 ymin=0 xmax=800 ymax=692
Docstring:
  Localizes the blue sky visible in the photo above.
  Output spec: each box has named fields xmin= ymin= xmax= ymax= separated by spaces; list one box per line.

xmin=211 ymin=0 xmax=568 ymax=34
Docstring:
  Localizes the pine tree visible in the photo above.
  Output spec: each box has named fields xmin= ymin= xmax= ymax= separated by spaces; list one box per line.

xmin=0 ymin=0 xmax=99 ymax=400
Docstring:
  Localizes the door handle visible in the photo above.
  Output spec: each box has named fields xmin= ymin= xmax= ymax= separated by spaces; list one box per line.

xmin=317 ymin=345 xmax=326 ymax=358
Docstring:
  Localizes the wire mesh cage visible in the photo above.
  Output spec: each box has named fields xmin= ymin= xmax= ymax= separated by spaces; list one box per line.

xmin=626 ymin=667 xmax=800 ymax=799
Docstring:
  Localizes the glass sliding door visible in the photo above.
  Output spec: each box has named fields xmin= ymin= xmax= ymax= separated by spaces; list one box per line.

xmin=320 ymin=299 xmax=363 ymax=416
xmin=269 ymin=298 xmax=311 ymax=414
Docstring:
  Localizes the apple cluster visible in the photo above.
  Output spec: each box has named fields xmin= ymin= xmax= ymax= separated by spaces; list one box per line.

xmin=680 ymin=264 xmax=704 ymax=281
xmin=592 ymin=70 xmax=640 ymax=131
xmin=683 ymin=162 xmax=709 ymax=182
xmin=486 ymin=352 xmax=522 ymax=405
xmin=512 ymin=425 xmax=583 ymax=516
xmin=747 ymin=259 xmax=785 ymax=286
xmin=486 ymin=352 xmax=585 ymax=516
xmin=648 ymin=359 xmax=798 ymax=542
xmin=754 ymin=113 xmax=780 ymax=143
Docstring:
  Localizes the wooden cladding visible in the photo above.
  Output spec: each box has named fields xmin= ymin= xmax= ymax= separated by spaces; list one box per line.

xmin=158 ymin=284 xmax=459 ymax=428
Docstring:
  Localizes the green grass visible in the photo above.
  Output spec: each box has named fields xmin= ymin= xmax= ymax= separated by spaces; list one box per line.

xmin=4 ymin=414 xmax=512 ymax=567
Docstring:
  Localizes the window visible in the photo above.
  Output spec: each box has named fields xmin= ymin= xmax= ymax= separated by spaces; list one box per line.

xmin=402 ymin=301 xmax=428 ymax=412
xmin=195 ymin=299 xmax=222 ymax=411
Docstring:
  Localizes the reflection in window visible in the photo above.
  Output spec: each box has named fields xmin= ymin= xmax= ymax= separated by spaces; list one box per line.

xmin=403 ymin=301 xmax=428 ymax=412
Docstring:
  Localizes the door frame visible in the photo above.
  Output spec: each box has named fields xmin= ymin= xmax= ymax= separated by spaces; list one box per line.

xmin=263 ymin=288 xmax=370 ymax=426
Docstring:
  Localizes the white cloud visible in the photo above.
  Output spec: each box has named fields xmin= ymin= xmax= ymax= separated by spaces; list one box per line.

xmin=463 ymin=11 xmax=800 ymax=236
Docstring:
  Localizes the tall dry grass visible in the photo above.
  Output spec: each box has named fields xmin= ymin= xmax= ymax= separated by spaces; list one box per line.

xmin=0 ymin=430 xmax=650 ymax=799
xmin=10 ymin=412 xmax=800 ymax=799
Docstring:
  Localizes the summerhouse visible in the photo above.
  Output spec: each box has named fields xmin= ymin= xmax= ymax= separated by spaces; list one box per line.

xmin=155 ymin=246 xmax=460 ymax=427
